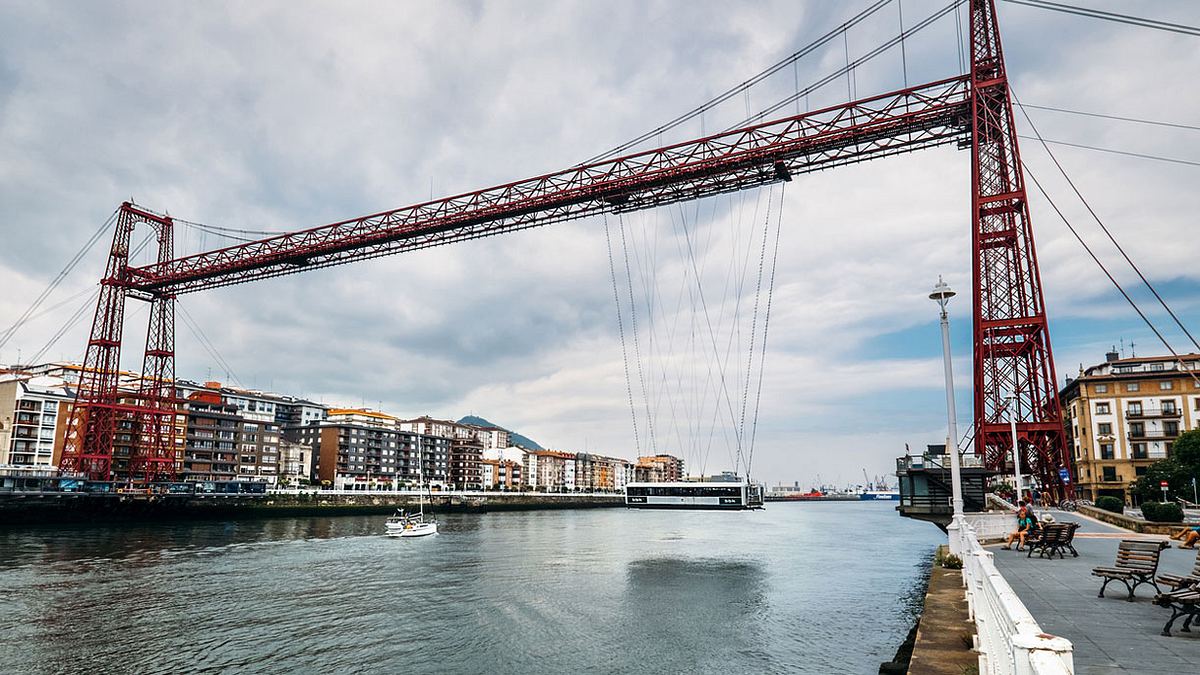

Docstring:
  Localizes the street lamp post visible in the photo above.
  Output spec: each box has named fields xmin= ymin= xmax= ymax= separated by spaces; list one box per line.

xmin=1006 ymin=393 xmax=1024 ymax=504
xmin=930 ymin=276 xmax=966 ymax=553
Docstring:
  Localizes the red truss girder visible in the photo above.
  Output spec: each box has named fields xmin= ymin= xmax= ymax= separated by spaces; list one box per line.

xmin=125 ymin=75 xmax=971 ymax=295
xmin=969 ymin=0 xmax=1070 ymax=497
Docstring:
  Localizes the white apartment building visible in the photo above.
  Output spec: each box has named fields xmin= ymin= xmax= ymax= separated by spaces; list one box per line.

xmin=0 ymin=375 xmax=73 ymax=467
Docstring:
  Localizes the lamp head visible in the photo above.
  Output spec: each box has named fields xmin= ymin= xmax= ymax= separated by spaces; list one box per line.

xmin=929 ymin=275 xmax=955 ymax=309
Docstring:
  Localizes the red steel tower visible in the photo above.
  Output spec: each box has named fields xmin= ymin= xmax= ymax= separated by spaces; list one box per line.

xmin=968 ymin=0 xmax=1070 ymax=497
xmin=60 ymin=203 xmax=179 ymax=482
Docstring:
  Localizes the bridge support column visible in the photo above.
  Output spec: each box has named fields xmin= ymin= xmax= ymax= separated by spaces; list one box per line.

xmin=968 ymin=0 xmax=1072 ymax=498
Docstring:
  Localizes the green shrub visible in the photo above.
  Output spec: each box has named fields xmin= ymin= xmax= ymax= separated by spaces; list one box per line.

xmin=1141 ymin=501 xmax=1184 ymax=523
xmin=1095 ymin=496 xmax=1124 ymax=514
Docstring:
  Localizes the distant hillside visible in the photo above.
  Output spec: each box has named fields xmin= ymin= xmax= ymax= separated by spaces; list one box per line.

xmin=458 ymin=415 xmax=544 ymax=450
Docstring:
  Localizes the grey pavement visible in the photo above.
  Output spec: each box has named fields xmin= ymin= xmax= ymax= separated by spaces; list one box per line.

xmin=989 ymin=510 xmax=1200 ymax=674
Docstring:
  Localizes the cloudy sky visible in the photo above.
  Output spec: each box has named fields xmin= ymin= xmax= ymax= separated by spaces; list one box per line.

xmin=2 ymin=0 xmax=1198 ymax=487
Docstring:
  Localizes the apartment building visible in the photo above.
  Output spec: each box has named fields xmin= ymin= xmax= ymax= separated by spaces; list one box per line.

xmin=474 ymin=426 xmax=510 ymax=451
xmin=574 ymin=453 xmax=631 ymax=492
xmin=449 ymin=437 xmax=483 ymax=490
xmin=1060 ymin=350 xmax=1200 ymax=503
xmin=635 ymin=454 xmax=685 ymax=483
xmin=399 ymin=415 xmax=460 ymax=439
xmin=525 ymin=450 xmax=577 ymax=491
xmin=277 ymin=439 xmax=312 ymax=486
xmin=0 ymin=375 xmax=72 ymax=467
xmin=175 ymin=380 xmax=327 ymax=429
xmin=286 ymin=409 xmax=450 ymax=490
xmin=183 ymin=391 xmax=242 ymax=482
xmin=480 ymin=458 xmax=523 ymax=490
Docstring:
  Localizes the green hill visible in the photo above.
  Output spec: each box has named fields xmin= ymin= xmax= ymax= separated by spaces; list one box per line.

xmin=458 ymin=415 xmax=544 ymax=450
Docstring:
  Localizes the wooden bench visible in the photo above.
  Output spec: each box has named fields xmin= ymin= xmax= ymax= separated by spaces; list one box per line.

xmin=1026 ymin=522 xmax=1080 ymax=559
xmin=1158 ymin=547 xmax=1200 ymax=591
xmin=1091 ymin=539 xmax=1169 ymax=601
xmin=1154 ymin=586 xmax=1200 ymax=637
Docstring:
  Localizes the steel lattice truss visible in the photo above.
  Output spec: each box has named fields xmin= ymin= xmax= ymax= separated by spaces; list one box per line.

xmin=61 ymin=0 xmax=1072 ymax=495
xmin=126 ymin=75 xmax=971 ymax=295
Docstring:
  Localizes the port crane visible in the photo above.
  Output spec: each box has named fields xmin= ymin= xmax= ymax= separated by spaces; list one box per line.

xmin=60 ymin=0 xmax=1072 ymax=498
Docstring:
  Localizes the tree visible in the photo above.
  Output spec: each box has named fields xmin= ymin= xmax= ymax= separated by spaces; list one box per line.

xmin=1132 ymin=430 xmax=1200 ymax=503
xmin=1172 ymin=429 xmax=1200 ymax=470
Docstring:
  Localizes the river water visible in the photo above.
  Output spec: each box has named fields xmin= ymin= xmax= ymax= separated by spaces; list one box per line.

xmin=0 ymin=501 xmax=942 ymax=674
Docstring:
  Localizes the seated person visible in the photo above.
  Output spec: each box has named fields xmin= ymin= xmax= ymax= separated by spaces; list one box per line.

xmin=1002 ymin=507 xmax=1038 ymax=550
xmin=1169 ymin=525 xmax=1200 ymax=549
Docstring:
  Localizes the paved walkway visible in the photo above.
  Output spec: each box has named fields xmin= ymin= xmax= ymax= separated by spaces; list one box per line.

xmin=989 ymin=510 xmax=1200 ymax=673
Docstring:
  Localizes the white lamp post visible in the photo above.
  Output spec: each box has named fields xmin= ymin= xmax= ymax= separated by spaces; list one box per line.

xmin=1006 ymin=393 xmax=1024 ymax=505
xmin=930 ymin=276 xmax=965 ymax=552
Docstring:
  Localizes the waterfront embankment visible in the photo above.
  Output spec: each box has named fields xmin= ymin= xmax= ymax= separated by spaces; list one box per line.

xmin=0 ymin=490 xmax=624 ymax=525
xmin=898 ymin=546 xmax=977 ymax=674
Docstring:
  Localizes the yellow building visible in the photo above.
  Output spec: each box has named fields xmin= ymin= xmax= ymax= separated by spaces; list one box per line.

xmin=1060 ymin=351 xmax=1200 ymax=504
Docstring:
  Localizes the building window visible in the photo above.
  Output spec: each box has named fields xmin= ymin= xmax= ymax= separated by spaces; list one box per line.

xmin=1129 ymin=422 xmax=1144 ymax=437
xmin=1165 ymin=421 xmax=1179 ymax=436
xmin=1102 ymin=466 xmax=1117 ymax=482
xmin=1127 ymin=401 xmax=1143 ymax=415
xmin=1150 ymin=363 xmax=1165 ymax=372
xmin=1159 ymin=381 xmax=1174 ymax=390
xmin=1132 ymin=443 xmax=1147 ymax=459
xmin=1162 ymin=400 xmax=1177 ymax=414
xmin=1100 ymin=443 xmax=1114 ymax=460
xmin=1095 ymin=403 xmax=1111 ymax=414
xmin=1135 ymin=466 xmax=1147 ymax=477
xmin=1094 ymin=383 xmax=1108 ymax=393
xmin=1097 ymin=423 xmax=1112 ymax=436
xmin=1126 ymin=383 xmax=1140 ymax=392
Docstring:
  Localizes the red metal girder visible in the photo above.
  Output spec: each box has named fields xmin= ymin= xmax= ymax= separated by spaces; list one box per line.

xmin=122 ymin=75 xmax=971 ymax=295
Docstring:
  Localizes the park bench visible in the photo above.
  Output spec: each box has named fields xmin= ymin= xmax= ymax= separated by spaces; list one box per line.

xmin=1157 ymin=547 xmax=1200 ymax=591
xmin=1154 ymin=586 xmax=1200 ymax=637
xmin=1026 ymin=522 xmax=1080 ymax=559
xmin=1091 ymin=539 xmax=1169 ymax=601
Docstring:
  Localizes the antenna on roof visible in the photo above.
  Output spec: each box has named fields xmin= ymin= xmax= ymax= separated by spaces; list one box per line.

xmin=1130 ymin=340 xmax=1136 ymax=358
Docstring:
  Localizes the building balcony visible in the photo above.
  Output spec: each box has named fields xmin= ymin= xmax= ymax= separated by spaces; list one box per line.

xmin=1125 ymin=408 xmax=1181 ymax=419
xmin=1127 ymin=429 xmax=1181 ymax=440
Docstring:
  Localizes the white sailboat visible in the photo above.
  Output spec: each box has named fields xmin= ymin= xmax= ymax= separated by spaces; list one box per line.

xmin=385 ymin=446 xmax=438 ymax=538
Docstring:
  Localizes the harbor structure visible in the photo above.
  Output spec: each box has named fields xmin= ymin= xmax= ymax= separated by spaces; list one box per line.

xmin=1059 ymin=350 xmax=1200 ymax=503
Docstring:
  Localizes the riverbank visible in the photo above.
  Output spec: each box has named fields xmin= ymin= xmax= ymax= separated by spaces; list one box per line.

xmin=0 ymin=491 xmax=624 ymax=525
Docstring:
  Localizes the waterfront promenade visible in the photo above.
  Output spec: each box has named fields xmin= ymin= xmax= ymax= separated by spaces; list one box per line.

xmin=989 ymin=511 xmax=1199 ymax=673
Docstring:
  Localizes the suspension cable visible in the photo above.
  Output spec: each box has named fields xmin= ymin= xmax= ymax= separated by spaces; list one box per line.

xmin=746 ymin=182 xmax=788 ymax=477
xmin=1022 ymin=163 xmax=1200 ymax=387
xmin=1020 ymin=103 xmax=1200 ymax=133
xmin=1015 ymin=91 xmax=1200 ymax=353
xmin=603 ymin=213 xmax=642 ymax=456
xmin=732 ymin=0 xmax=964 ymax=130
xmin=581 ymin=0 xmax=897 ymax=164
xmin=1001 ymin=0 xmax=1200 ymax=37
xmin=0 ymin=210 xmax=116 ymax=352
xmin=617 ymin=212 xmax=657 ymax=455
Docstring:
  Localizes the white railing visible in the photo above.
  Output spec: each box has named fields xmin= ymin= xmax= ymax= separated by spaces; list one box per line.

xmin=954 ymin=517 xmax=1074 ymax=675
